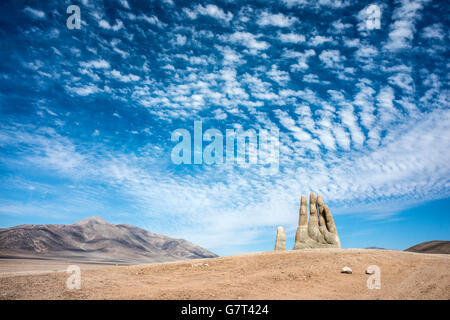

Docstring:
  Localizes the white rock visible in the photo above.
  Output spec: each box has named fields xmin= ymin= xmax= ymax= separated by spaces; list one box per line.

xmin=341 ymin=266 xmax=352 ymax=274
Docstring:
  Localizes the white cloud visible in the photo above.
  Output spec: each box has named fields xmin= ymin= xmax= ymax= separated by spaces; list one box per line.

xmin=99 ymin=19 xmax=124 ymax=31
xmin=355 ymin=45 xmax=379 ymax=69
xmin=319 ymin=49 xmax=345 ymax=69
xmin=343 ymin=38 xmax=360 ymax=48
xmin=80 ymin=60 xmax=110 ymax=69
xmin=23 ymin=6 xmax=45 ymax=19
xmin=267 ymin=65 xmax=290 ymax=84
xmin=339 ymin=105 xmax=365 ymax=148
xmin=421 ymin=23 xmax=445 ymax=40
xmin=331 ymin=19 xmax=352 ymax=33
xmin=182 ymin=7 xmax=197 ymax=20
xmin=388 ymin=72 xmax=415 ymax=93
xmin=274 ymin=109 xmax=297 ymax=131
xmin=216 ymin=46 xmax=244 ymax=66
xmin=281 ymin=0 xmax=350 ymax=9
xmin=332 ymin=126 xmax=351 ymax=150
xmin=353 ymin=80 xmax=376 ymax=131
xmin=172 ymin=34 xmax=187 ymax=46
xmin=66 ymin=84 xmax=101 ymax=96
xmin=377 ymin=86 xmax=397 ymax=125
xmin=213 ymin=109 xmax=227 ymax=120
xmin=303 ymin=74 xmax=325 ymax=84
xmin=110 ymin=70 xmax=140 ymax=82
xmin=257 ymin=11 xmax=298 ymax=27
xmin=185 ymin=4 xmax=233 ymax=23
xmin=290 ymin=49 xmax=315 ymax=72
xmin=309 ymin=35 xmax=333 ymax=46
xmin=384 ymin=0 xmax=431 ymax=51
xmin=223 ymin=32 xmax=270 ymax=53
xmin=243 ymin=73 xmax=277 ymax=100
xmin=278 ymin=32 xmax=305 ymax=43
xmin=119 ymin=0 xmax=130 ymax=9
xmin=355 ymin=45 xmax=378 ymax=59
xmin=136 ymin=14 xmax=166 ymax=28
xmin=110 ymin=40 xmax=130 ymax=59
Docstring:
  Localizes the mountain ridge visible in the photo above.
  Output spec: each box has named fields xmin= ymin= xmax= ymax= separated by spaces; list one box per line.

xmin=0 ymin=217 xmax=218 ymax=264
xmin=405 ymin=240 xmax=450 ymax=254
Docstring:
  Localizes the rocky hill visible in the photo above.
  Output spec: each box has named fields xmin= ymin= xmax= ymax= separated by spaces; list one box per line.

xmin=0 ymin=217 xmax=217 ymax=263
xmin=405 ymin=241 xmax=450 ymax=254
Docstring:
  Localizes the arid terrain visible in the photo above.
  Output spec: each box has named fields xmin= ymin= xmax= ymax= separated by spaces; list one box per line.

xmin=1 ymin=248 xmax=449 ymax=300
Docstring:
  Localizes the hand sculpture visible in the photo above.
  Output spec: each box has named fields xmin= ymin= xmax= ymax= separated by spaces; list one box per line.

xmin=293 ymin=192 xmax=340 ymax=249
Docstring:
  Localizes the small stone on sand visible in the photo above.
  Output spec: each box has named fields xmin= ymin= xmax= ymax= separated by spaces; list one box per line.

xmin=341 ymin=266 xmax=352 ymax=274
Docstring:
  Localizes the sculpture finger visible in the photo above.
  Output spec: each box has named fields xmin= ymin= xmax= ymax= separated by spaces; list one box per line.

xmin=274 ymin=226 xmax=286 ymax=251
xmin=323 ymin=205 xmax=337 ymax=234
xmin=294 ymin=195 xmax=309 ymax=249
xmin=308 ymin=192 xmax=321 ymax=242
xmin=308 ymin=192 xmax=319 ymax=226
xmin=298 ymin=195 xmax=308 ymax=227
xmin=317 ymin=195 xmax=326 ymax=227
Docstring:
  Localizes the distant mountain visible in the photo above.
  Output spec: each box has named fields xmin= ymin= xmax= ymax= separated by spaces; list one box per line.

xmin=0 ymin=217 xmax=218 ymax=264
xmin=365 ymin=246 xmax=388 ymax=250
xmin=405 ymin=241 xmax=450 ymax=254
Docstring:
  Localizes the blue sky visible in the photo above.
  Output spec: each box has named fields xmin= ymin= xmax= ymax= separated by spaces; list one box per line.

xmin=0 ymin=0 xmax=449 ymax=256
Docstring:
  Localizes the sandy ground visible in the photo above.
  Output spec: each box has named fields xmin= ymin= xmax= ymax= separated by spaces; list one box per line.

xmin=0 ymin=249 xmax=449 ymax=300
xmin=0 ymin=258 xmax=123 ymax=277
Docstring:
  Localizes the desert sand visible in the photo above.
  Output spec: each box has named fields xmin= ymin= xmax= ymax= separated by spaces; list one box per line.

xmin=0 ymin=248 xmax=449 ymax=300
xmin=0 ymin=258 xmax=123 ymax=277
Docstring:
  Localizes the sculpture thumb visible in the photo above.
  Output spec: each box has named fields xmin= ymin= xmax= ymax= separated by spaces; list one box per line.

xmin=274 ymin=226 xmax=286 ymax=250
